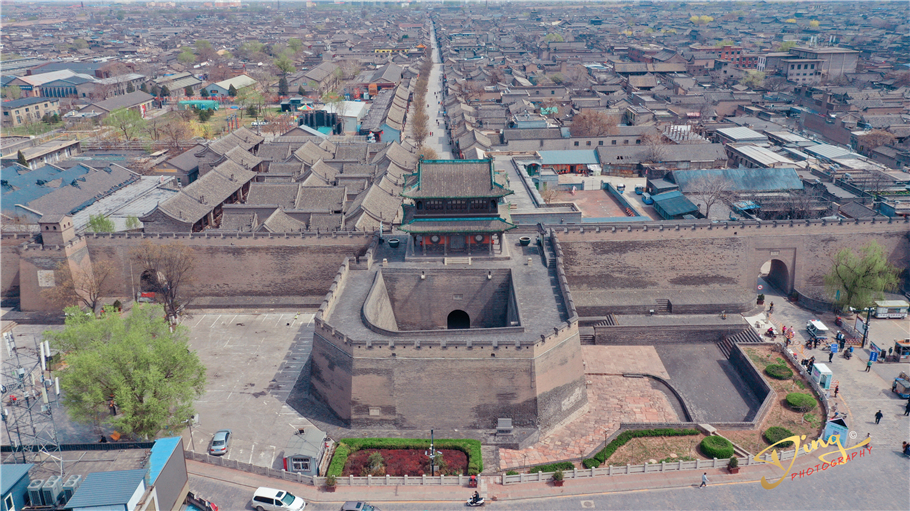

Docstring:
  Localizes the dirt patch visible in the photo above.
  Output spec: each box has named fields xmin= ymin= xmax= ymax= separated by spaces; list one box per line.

xmin=606 ymin=434 xmax=709 ymax=466
xmin=720 ymin=346 xmax=824 ymax=454
xmin=343 ymin=448 xmax=467 ymax=477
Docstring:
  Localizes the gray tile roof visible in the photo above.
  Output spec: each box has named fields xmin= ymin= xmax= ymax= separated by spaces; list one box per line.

xmin=260 ymin=208 xmax=307 ymax=232
xmin=27 ymin=164 xmax=139 ymax=216
xmin=257 ymin=143 xmax=294 ymax=162
xmin=293 ymin=141 xmax=333 ymax=165
xmin=224 ymin=146 xmax=263 ymax=170
xmin=267 ymin=162 xmax=306 ymax=175
xmin=246 ymin=183 xmax=299 ymax=208
xmin=155 ymin=160 xmax=256 ymax=224
xmin=164 ymin=144 xmax=204 ymax=172
xmin=402 ymin=160 xmax=511 ymax=199
xmin=80 ymin=91 xmax=154 ymax=113
xmin=296 ymin=186 xmax=346 ymax=212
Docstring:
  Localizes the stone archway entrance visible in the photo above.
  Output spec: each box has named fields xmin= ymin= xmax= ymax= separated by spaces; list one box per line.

xmin=447 ymin=309 xmax=470 ymax=329
xmin=759 ymin=259 xmax=790 ymax=292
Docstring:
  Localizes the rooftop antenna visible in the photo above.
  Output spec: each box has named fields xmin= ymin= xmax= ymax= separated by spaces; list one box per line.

xmin=1 ymin=330 xmax=63 ymax=475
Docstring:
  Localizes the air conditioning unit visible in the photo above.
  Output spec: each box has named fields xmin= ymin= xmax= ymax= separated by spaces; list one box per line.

xmin=42 ymin=475 xmax=63 ymax=506
xmin=27 ymin=479 xmax=44 ymax=506
xmin=62 ymin=474 xmax=83 ymax=500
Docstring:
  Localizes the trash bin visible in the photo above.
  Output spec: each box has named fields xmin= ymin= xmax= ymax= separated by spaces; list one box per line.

xmin=469 ymin=475 xmax=478 ymax=488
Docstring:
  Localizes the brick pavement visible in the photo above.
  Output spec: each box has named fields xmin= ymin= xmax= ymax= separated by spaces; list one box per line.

xmin=497 ymin=374 xmax=678 ymax=470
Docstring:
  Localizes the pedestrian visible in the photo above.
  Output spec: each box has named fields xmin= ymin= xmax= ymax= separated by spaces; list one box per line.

xmin=904 ymin=401 xmax=910 ymax=416
xmin=834 ymin=384 xmax=839 ymax=398
xmin=828 ymin=351 xmax=834 ymax=363
xmin=865 ymin=359 xmax=873 ymax=372
xmin=700 ymin=473 xmax=708 ymax=488
xmin=769 ymin=302 xmax=774 ymax=313
xmin=874 ymin=410 xmax=883 ymax=424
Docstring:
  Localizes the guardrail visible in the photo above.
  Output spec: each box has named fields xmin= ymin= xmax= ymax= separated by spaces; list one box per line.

xmin=501 ymin=450 xmax=798 ymax=485
xmin=185 ymin=450 xmax=469 ymax=486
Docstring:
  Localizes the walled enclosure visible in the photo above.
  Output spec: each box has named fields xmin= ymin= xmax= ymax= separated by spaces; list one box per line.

xmin=558 ymin=219 xmax=910 ymax=316
xmin=309 ymin=233 xmax=588 ymax=431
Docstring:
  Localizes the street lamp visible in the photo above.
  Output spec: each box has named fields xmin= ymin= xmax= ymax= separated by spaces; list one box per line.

xmin=850 ymin=306 xmax=875 ymax=349
xmin=425 ymin=429 xmax=440 ymax=477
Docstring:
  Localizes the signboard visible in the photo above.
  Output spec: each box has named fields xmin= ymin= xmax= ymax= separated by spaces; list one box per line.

xmin=37 ymin=270 xmax=55 ymax=288
xmin=854 ymin=317 xmax=867 ymax=335
xmin=757 ymin=285 xmax=764 ymax=291
xmin=869 ymin=351 xmax=879 ymax=362
xmin=830 ymin=344 xmax=838 ymax=353
xmin=823 ymin=419 xmax=849 ymax=442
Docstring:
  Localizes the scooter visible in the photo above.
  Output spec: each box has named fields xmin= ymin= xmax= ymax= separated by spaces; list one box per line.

xmin=466 ymin=496 xmax=485 ymax=507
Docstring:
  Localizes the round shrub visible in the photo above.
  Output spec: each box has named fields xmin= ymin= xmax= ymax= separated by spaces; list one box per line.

xmin=763 ymin=427 xmax=795 ymax=447
xmin=700 ymin=436 xmax=734 ymax=459
xmin=786 ymin=392 xmax=817 ymax=412
xmin=765 ymin=364 xmax=793 ymax=380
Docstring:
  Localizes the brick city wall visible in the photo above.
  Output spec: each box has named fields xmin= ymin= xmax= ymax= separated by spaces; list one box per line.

xmin=310 ymin=316 xmax=584 ymax=430
xmin=381 ymin=268 xmax=515 ymax=330
xmin=6 ymin=231 xmax=372 ymax=311
xmin=593 ymin=323 xmax=747 ymax=345
xmin=557 ymin=218 xmax=910 ymax=312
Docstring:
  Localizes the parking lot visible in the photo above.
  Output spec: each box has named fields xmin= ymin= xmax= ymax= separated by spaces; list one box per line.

xmin=180 ymin=310 xmax=318 ymax=469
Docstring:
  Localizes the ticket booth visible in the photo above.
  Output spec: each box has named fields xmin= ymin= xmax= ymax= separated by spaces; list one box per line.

xmin=810 ymin=363 xmax=833 ymax=390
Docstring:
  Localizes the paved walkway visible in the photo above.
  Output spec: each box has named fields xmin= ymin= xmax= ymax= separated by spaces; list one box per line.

xmin=403 ymin=21 xmax=453 ymax=159
xmin=498 ymin=372 xmax=678 ymax=470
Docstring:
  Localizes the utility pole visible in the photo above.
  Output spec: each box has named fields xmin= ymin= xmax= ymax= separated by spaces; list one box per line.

xmin=425 ymin=429 xmax=440 ymax=477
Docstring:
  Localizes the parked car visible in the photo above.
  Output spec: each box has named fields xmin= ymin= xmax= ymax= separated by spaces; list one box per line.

xmin=209 ymin=429 xmax=231 ymax=456
xmin=251 ymin=488 xmax=306 ymax=511
xmin=806 ymin=320 xmax=829 ymax=341
xmin=341 ymin=503 xmax=380 ymax=511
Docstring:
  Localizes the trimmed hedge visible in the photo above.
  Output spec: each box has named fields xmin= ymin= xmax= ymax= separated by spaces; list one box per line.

xmin=326 ymin=437 xmax=483 ymax=477
xmin=529 ymin=461 xmax=575 ymax=473
xmin=763 ymin=426 xmax=795 ymax=448
xmin=786 ymin=392 xmax=817 ymax=412
xmin=699 ymin=436 xmax=734 ymax=459
xmin=582 ymin=428 xmax=699 ymax=468
xmin=764 ymin=364 xmax=793 ymax=380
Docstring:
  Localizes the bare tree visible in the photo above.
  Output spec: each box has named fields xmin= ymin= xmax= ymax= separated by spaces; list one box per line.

xmin=783 ymin=187 xmax=829 ymax=219
xmin=417 ymin=146 xmax=438 ymax=161
xmin=411 ymin=110 xmax=430 ymax=147
xmin=856 ymin=130 xmax=895 ymax=153
xmin=641 ymin=132 xmax=668 ymax=162
xmin=540 ymin=183 xmax=560 ymax=204
xmin=159 ymin=120 xmax=194 ymax=151
xmin=569 ymin=110 xmax=619 ymax=137
xmin=132 ymin=241 xmax=194 ymax=321
xmin=41 ymin=260 xmax=116 ymax=314
xmin=685 ymin=175 xmax=732 ymax=219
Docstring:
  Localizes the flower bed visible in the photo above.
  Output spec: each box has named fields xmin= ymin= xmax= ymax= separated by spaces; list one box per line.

xmin=582 ymin=428 xmax=700 ymax=468
xmin=344 ymin=448 xmax=467 ymax=477
xmin=327 ymin=437 xmax=483 ymax=477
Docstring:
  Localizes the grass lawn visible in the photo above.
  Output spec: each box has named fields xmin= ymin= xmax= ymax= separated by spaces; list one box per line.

xmin=6 ymin=121 xmax=63 ymax=137
xmin=606 ymin=433 xmax=709 ymax=466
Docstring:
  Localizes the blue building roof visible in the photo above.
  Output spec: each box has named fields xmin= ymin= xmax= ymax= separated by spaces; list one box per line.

xmin=1 ymin=163 xmax=94 ymax=209
xmin=1 ymin=464 xmax=33 ymax=494
xmin=64 ymin=469 xmax=147 ymax=509
xmin=672 ymin=168 xmax=803 ymax=193
xmin=652 ymin=190 xmax=699 ymax=218
xmin=148 ymin=437 xmax=181 ymax=485
xmin=539 ymin=150 xmax=599 ymax=165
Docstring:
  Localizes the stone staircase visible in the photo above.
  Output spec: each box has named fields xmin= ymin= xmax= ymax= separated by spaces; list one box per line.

xmin=717 ymin=328 xmax=765 ymax=358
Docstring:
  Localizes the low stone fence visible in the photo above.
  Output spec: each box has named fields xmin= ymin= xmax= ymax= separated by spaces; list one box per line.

xmin=778 ymin=342 xmax=831 ymax=417
xmin=185 ymin=450 xmax=468 ymax=486
xmin=501 ymin=449 xmax=798 ymax=485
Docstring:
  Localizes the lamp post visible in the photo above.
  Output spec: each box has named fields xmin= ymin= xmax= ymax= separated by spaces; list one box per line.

xmin=425 ymin=429 xmax=440 ymax=477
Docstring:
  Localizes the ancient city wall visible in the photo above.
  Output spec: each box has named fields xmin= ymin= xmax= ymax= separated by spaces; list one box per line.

xmin=6 ymin=231 xmax=372 ymax=311
xmin=557 ymin=218 xmax=910 ymax=314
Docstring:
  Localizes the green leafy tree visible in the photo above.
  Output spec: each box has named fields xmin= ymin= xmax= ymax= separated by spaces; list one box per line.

xmin=17 ymin=150 xmax=28 ymax=167
xmin=824 ymin=241 xmax=901 ymax=311
xmin=87 ymin=214 xmax=115 ymax=233
xmin=809 ymin=20 xmax=820 ymax=28
xmin=778 ymin=41 xmax=798 ymax=52
xmin=287 ymin=37 xmax=303 ymax=54
xmin=160 ymin=85 xmax=170 ymax=97
xmin=140 ymin=83 xmax=149 ymax=93
xmin=116 ymin=10 xmax=124 ymax=20
xmin=195 ymin=39 xmax=212 ymax=52
xmin=246 ymin=104 xmax=258 ymax=118
xmin=274 ymin=54 xmax=295 ymax=75
xmin=178 ymin=48 xmax=196 ymax=65
xmin=73 ymin=38 xmax=89 ymax=50
xmin=740 ymin=70 xmax=766 ymax=89
xmin=46 ymin=304 xmax=206 ymax=440
xmin=278 ymin=77 xmax=289 ymax=96
xmin=185 ymin=85 xmax=194 ymax=97
xmin=544 ymin=33 xmax=564 ymax=42
xmin=200 ymin=88 xmax=209 ymax=98
xmin=298 ymin=85 xmax=305 ymax=96
xmin=125 ymin=215 xmax=140 ymax=230
xmin=126 ymin=82 xmax=135 ymax=93
xmin=103 ymin=107 xmax=147 ymax=142
xmin=5 ymin=85 xmax=22 ymax=99
xmin=150 ymin=84 xmax=160 ymax=96
xmin=228 ymin=84 xmax=238 ymax=97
